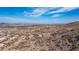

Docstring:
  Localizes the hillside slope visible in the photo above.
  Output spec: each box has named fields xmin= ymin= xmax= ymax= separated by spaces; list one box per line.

xmin=0 ymin=22 xmax=79 ymax=51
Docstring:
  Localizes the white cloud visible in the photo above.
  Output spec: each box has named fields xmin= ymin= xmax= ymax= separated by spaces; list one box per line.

xmin=52 ymin=14 xmax=62 ymax=18
xmin=0 ymin=16 xmax=37 ymax=23
xmin=0 ymin=17 xmax=18 ymax=23
xmin=49 ymin=7 xmax=78 ymax=14
xmin=49 ymin=7 xmax=78 ymax=18
xmin=24 ymin=7 xmax=78 ymax=18
xmin=24 ymin=7 xmax=57 ymax=17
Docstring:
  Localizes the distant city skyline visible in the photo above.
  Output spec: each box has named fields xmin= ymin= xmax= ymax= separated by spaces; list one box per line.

xmin=0 ymin=7 xmax=79 ymax=24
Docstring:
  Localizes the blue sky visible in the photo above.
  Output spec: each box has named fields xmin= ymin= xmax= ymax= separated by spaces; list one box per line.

xmin=0 ymin=7 xmax=79 ymax=24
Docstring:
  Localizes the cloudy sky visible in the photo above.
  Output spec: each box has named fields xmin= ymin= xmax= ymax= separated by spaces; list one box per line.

xmin=0 ymin=7 xmax=79 ymax=24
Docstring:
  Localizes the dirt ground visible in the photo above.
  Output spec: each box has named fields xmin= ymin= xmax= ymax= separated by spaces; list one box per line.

xmin=0 ymin=22 xmax=79 ymax=51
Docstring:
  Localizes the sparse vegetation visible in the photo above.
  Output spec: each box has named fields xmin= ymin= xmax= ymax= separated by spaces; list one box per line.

xmin=0 ymin=22 xmax=79 ymax=51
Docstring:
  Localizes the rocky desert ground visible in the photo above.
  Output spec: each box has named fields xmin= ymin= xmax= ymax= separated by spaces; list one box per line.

xmin=0 ymin=22 xmax=79 ymax=51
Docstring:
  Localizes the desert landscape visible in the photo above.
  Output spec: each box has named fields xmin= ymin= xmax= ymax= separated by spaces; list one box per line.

xmin=0 ymin=21 xmax=79 ymax=51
